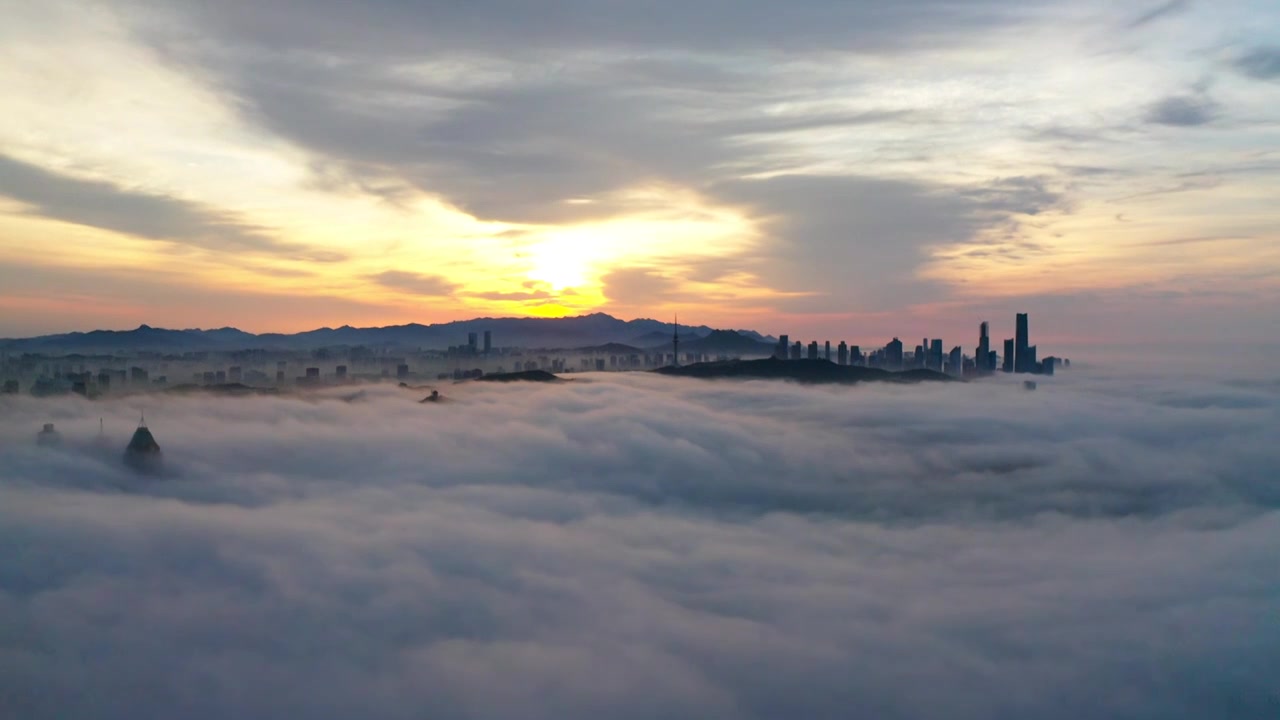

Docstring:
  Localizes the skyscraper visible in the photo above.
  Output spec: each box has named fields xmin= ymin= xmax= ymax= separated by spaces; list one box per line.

xmin=672 ymin=315 xmax=680 ymax=367
xmin=1015 ymin=313 xmax=1029 ymax=373
xmin=776 ymin=334 xmax=790 ymax=360
xmin=977 ymin=321 xmax=990 ymax=373
xmin=930 ymin=339 xmax=943 ymax=372
xmin=483 ymin=330 xmax=492 ymax=354
xmin=885 ymin=338 xmax=903 ymax=370
xmin=824 ymin=340 xmax=831 ymax=362
xmin=837 ymin=341 xmax=848 ymax=366
xmin=808 ymin=341 xmax=819 ymax=360
xmin=468 ymin=332 xmax=478 ymax=352
xmin=1002 ymin=339 xmax=1014 ymax=373
xmin=948 ymin=346 xmax=962 ymax=377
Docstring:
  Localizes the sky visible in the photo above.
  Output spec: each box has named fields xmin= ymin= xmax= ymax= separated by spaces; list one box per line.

xmin=2 ymin=369 xmax=1278 ymax=718
xmin=0 ymin=0 xmax=1278 ymax=347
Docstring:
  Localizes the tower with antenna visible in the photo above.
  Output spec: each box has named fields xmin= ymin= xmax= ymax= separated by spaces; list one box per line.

xmin=672 ymin=314 xmax=680 ymax=367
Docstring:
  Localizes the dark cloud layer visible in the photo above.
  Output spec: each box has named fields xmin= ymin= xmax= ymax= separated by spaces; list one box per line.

xmin=1144 ymin=94 xmax=1218 ymax=127
xmin=1234 ymin=46 xmax=1280 ymax=80
xmin=0 ymin=154 xmax=341 ymax=261
xmin=2 ymin=369 xmax=1278 ymax=719
xmin=371 ymin=270 xmax=460 ymax=297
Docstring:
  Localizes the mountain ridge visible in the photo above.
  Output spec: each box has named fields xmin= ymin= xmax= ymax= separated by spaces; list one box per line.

xmin=1 ymin=313 xmax=779 ymax=354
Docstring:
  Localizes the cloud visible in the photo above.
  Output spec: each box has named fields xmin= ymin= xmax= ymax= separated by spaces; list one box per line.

xmin=370 ymin=270 xmax=459 ymax=297
xmin=1233 ymin=46 xmax=1280 ymax=80
xmin=711 ymin=174 xmax=1063 ymax=311
xmin=1 ymin=367 xmax=1277 ymax=719
xmin=1124 ymin=0 xmax=1191 ymax=29
xmin=0 ymin=154 xmax=339 ymax=259
xmin=1144 ymin=94 xmax=1218 ymax=127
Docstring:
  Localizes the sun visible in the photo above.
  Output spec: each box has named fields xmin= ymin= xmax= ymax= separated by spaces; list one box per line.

xmin=525 ymin=241 xmax=591 ymax=290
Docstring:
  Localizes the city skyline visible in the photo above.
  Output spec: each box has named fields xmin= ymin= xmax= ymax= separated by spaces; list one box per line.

xmin=1 ymin=1 xmax=1277 ymax=345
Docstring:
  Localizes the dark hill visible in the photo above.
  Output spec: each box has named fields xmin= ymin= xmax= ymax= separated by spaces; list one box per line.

xmin=653 ymin=357 xmax=955 ymax=385
xmin=676 ymin=329 xmax=776 ymax=356
xmin=474 ymin=370 xmax=563 ymax=383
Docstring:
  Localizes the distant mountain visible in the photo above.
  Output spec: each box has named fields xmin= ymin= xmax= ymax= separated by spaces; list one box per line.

xmin=0 ymin=313 xmax=774 ymax=355
xmin=674 ymin=329 xmax=776 ymax=356
xmin=654 ymin=357 xmax=955 ymax=385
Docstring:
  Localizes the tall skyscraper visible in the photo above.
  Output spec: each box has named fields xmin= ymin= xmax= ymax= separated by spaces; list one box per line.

xmin=930 ymin=339 xmax=943 ymax=372
xmin=837 ymin=341 xmax=849 ymax=366
xmin=948 ymin=346 xmax=962 ymax=376
xmin=885 ymin=338 xmax=903 ymax=370
xmin=1002 ymin=339 xmax=1014 ymax=373
xmin=672 ymin=315 xmax=680 ymax=367
xmin=776 ymin=334 xmax=790 ymax=360
xmin=824 ymin=340 xmax=831 ymax=362
xmin=483 ymin=330 xmax=492 ymax=354
xmin=1015 ymin=313 xmax=1029 ymax=373
xmin=791 ymin=341 xmax=802 ymax=360
xmin=808 ymin=341 xmax=819 ymax=360
xmin=977 ymin=321 xmax=990 ymax=373
xmin=849 ymin=346 xmax=862 ymax=366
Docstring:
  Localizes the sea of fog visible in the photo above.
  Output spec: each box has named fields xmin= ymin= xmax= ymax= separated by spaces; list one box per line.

xmin=2 ymin=368 xmax=1278 ymax=719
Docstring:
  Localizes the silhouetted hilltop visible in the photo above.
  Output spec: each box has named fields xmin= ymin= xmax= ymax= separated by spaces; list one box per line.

xmin=474 ymin=370 xmax=563 ymax=383
xmin=673 ymin=329 xmax=776 ymax=355
xmin=653 ymin=357 xmax=955 ymax=384
xmin=0 ymin=313 xmax=780 ymax=354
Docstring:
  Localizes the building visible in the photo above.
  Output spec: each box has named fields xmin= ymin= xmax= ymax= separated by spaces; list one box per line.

xmin=824 ymin=340 xmax=831 ymax=362
xmin=131 ymin=366 xmax=149 ymax=384
xmin=1042 ymin=356 xmax=1057 ymax=376
xmin=336 ymin=365 xmax=348 ymax=379
xmin=948 ymin=346 xmax=963 ymax=377
xmin=930 ymin=339 xmax=943 ymax=372
xmin=849 ymin=346 xmax=863 ymax=366
xmin=123 ymin=418 xmax=162 ymax=473
xmin=1015 ymin=312 xmax=1030 ymax=373
xmin=885 ymin=338 xmax=903 ymax=370
xmin=807 ymin=341 xmax=819 ymax=360
xmin=215 ymin=370 xmax=227 ymax=384
xmin=776 ymin=334 xmax=790 ymax=359
xmin=396 ymin=363 xmax=410 ymax=379
xmin=837 ymin=341 xmax=849 ymax=366
xmin=1002 ymin=339 xmax=1014 ymax=373
xmin=791 ymin=341 xmax=802 ymax=360
xmin=976 ymin=321 xmax=991 ymax=374
xmin=228 ymin=366 xmax=242 ymax=383
xmin=468 ymin=332 xmax=478 ymax=352
xmin=37 ymin=423 xmax=61 ymax=446
xmin=483 ymin=331 xmax=492 ymax=354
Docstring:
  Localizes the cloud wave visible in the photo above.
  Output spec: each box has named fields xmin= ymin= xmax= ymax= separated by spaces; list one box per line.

xmin=1 ymin=368 xmax=1278 ymax=719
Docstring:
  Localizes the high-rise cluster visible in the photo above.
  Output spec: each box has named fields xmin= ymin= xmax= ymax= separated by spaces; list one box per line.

xmin=770 ymin=312 xmax=1064 ymax=377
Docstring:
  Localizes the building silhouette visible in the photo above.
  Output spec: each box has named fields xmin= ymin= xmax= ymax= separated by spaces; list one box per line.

xmin=37 ymin=423 xmax=61 ymax=447
xmin=808 ymin=341 xmax=819 ymax=360
xmin=1015 ymin=312 xmax=1029 ymax=373
xmin=976 ymin=321 xmax=991 ymax=374
xmin=483 ymin=331 xmax=492 ymax=354
xmin=1002 ymin=339 xmax=1014 ymax=373
xmin=837 ymin=341 xmax=848 ymax=366
xmin=124 ymin=417 xmax=162 ymax=472
xmin=885 ymin=338 xmax=903 ymax=370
